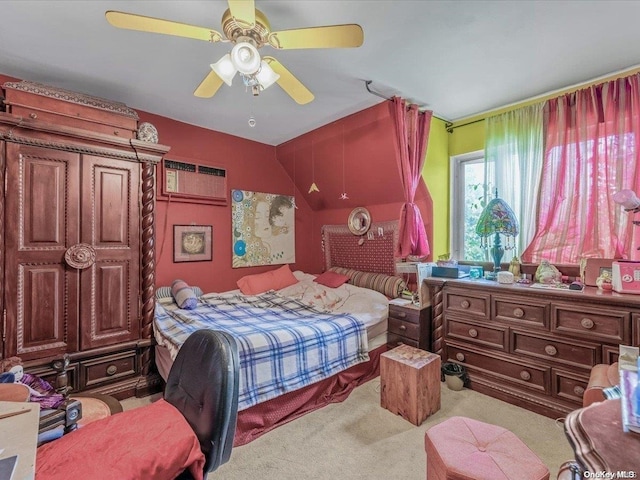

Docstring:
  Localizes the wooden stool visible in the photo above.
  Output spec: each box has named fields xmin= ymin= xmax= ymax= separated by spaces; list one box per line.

xmin=424 ymin=416 xmax=549 ymax=480
xmin=380 ymin=344 xmax=440 ymax=426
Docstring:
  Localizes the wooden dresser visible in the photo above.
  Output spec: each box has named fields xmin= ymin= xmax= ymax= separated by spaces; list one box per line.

xmin=0 ymin=81 xmax=169 ymax=399
xmin=424 ymin=277 xmax=640 ymax=418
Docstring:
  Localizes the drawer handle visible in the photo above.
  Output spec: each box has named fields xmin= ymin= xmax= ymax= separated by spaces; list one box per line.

xmin=29 ymin=112 xmax=38 ymax=119
xmin=106 ymin=365 xmax=118 ymax=376
xmin=573 ymin=386 xmax=585 ymax=397
xmin=455 ymin=353 xmax=465 ymax=362
xmin=399 ymin=324 xmax=407 ymax=331
xmin=468 ymin=328 xmax=478 ymax=338
xmin=544 ymin=345 xmax=558 ymax=356
xmin=113 ymin=130 xmax=120 ymax=136
xmin=520 ymin=370 xmax=531 ymax=381
xmin=513 ymin=308 xmax=525 ymax=318
xmin=397 ymin=312 xmax=407 ymax=319
xmin=460 ymin=300 xmax=470 ymax=309
xmin=580 ymin=318 xmax=595 ymax=329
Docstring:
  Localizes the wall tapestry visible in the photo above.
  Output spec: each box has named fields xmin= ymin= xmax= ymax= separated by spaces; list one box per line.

xmin=232 ymin=190 xmax=295 ymax=267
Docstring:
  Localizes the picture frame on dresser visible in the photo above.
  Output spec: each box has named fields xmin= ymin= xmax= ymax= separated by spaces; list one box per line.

xmin=173 ymin=225 xmax=213 ymax=262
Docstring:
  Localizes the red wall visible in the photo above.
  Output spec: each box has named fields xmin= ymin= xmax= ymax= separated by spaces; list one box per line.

xmin=1 ymin=73 xmax=432 ymax=293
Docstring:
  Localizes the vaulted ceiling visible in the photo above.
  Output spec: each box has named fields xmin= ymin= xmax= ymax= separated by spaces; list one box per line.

xmin=2 ymin=1 xmax=640 ymax=146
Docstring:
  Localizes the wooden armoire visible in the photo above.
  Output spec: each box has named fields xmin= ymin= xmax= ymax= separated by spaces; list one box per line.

xmin=0 ymin=81 xmax=169 ymax=398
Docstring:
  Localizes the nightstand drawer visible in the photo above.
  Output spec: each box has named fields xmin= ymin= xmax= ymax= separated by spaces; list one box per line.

xmin=444 ymin=289 xmax=489 ymax=319
xmin=388 ymin=317 xmax=420 ymax=340
xmin=493 ymin=295 xmax=548 ymax=329
xmin=551 ymin=304 xmax=630 ymax=343
xmin=389 ymin=304 xmax=421 ymax=323
xmin=387 ymin=332 xmax=419 ymax=349
xmin=511 ymin=330 xmax=600 ymax=369
xmin=446 ymin=318 xmax=508 ymax=351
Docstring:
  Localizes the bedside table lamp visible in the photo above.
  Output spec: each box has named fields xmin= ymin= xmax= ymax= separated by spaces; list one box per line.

xmin=475 ymin=190 xmax=519 ymax=279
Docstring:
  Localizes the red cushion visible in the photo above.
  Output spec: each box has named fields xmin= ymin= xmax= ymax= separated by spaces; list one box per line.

xmin=237 ymin=264 xmax=298 ymax=295
xmin=314 ymin=271 xmax=350 ymax=288
xmin=36 ymin=399 xmax=205 ymax=480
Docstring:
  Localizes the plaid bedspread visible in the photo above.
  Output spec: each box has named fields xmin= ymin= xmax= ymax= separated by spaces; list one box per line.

xmin=154 ymin=292 xmax=369 ymax=411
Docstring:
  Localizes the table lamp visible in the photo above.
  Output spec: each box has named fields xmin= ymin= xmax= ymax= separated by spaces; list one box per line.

xmin=475 ymin=190 xmax=519 ymax=279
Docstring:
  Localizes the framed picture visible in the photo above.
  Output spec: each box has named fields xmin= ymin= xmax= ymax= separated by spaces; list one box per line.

xmin=174 ymin=225 xmax=212 ymax=262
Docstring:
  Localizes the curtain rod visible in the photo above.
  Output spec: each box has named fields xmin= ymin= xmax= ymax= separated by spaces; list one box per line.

xmin=364 ymin=81 xmax=452 ymax=129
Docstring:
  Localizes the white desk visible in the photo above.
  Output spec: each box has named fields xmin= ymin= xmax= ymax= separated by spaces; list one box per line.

xmin=0 ymin=401 xmax=40 ymax=480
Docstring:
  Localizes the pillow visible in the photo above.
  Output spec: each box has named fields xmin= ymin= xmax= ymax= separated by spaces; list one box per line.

xmin=36 ymin=398 xmax=205 ymax=480
xmin=171 ymin=280 xmax=198 ymax=309
xmin=156 ymin=285 xmax=203 ymax=300
xmin=329 ymin=267 xmax=406 ymax=298
xmin=314 ymin=270 xmax=350 ymax=288
xmin=237 ymin=264 xmax=298 ymax=295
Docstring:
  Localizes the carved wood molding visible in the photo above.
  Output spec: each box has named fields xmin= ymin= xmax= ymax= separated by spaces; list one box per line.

xmin=140 ymin=162 xmax=156 ymax=376
xmin=0 ymin=141 xmax=4 ymax=321
xmin=3 ymin=81 xmax=139 ymax=119
xmin=0 ymin=131 xmax=161 ymax=163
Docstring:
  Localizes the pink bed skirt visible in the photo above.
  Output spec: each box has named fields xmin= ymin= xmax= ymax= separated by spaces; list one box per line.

xmin=234 ymin=344 xmax=386 ymax=446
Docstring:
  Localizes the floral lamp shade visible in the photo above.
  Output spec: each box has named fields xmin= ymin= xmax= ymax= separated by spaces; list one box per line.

xmin=475 ymin=192 xmax=519 ymax=276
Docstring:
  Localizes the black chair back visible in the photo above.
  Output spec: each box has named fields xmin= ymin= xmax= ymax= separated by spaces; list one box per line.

xmin=165 ymin=329 xmax=240 ymax=477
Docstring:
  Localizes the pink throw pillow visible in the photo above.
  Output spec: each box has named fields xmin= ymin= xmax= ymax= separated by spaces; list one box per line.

xmin=314 ymin=271 xmax=350 ymax=288
xmin=237 ymin=265 xmax=298 ymax=295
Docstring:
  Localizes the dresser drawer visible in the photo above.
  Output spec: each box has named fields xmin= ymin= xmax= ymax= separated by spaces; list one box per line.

xmin=551 ymin=304 xmax=630 ymax=343
xmin=80 ymin=351 xmax=137 ymax=388
xmin=389 ymin=304 xmax=422 ymax=324
xmin=444 ymin=289 xmax=489 ymax=319
xmin=511 ymin=330 xmax=600 ymax=369
xmin=388 ymin=316 xmax=420 ymax=341
xmin=445 ymin=318 xmax=508 ymax=352
xmin=446 ymin=342 xmax=549 ymax=395
xmin=552 ymin=368 xmax=590 ymax=405
xmin=493 ymin=295 xmax=548 ymax=329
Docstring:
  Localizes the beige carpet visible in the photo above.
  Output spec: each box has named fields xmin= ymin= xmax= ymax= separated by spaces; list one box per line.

xmin=122 ymin=379 xmax=574 ymax=479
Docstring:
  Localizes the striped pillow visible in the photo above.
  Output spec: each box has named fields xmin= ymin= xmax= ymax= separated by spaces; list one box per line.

xmin=170 ymin=280 xmax=198 ymax=309
xmin=156 ymin=285 xmax=203 ymax=300
xmin=328 ymin=267 xmax=405 ymax=298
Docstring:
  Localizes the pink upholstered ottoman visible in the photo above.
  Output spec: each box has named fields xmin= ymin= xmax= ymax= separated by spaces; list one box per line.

xmin=424 ymin=416 xmax=549 ymax=480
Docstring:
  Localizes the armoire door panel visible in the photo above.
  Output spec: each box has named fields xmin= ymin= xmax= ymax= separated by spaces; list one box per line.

xmin=80 ymin=261 xmax=139 ymax=349
xmin=13 ymin=264 xmax=79 ymax=360
xmin=80 ymin=155 xmax=140 ymax=350
xmin=4 ymin=144 xmax=80 ymax=360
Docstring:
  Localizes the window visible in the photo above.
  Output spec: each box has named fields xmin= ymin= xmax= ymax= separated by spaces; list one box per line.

xmin=450 ymin=151 xmax=494 ymax=261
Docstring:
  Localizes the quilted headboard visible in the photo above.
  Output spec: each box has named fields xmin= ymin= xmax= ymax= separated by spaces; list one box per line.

xmin=321 ymin=220 xmax=399 ymax=276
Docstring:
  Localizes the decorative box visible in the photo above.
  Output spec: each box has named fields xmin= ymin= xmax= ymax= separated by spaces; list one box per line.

xmin=431 ymin=265 xmax=470 ymax=278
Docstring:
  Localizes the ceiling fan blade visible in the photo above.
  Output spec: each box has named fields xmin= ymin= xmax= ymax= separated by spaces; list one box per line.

xmin=105 ymin=10 xmax=223 ymax=43
xmin=227 ymin=0 xmax=256 ymax=27
xmin=194 ymin=71 xmax=225 ymax=98
xmin=268 ymin=24 xmax=363 ymax=49
xmin=263 ymin=57 xmax=314 ymax=105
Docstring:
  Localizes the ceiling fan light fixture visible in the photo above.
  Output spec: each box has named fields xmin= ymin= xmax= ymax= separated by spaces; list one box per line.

xmin=255 ymin=61 xmax=280 ymax=90
xmin=211 ymin=53 xmax=237 ymax=86
xmin=231 ymin=41 xmax=261 ymax=75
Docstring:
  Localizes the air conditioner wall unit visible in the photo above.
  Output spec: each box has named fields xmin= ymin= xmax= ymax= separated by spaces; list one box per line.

xmin=159 ymin=159 xmax=227 ymax=205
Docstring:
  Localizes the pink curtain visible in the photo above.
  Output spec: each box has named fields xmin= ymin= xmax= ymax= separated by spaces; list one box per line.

xmin=391 ymin=96 xmax=432 ymax=258
xmin=522 ymin=75 xmax=640 ymax=263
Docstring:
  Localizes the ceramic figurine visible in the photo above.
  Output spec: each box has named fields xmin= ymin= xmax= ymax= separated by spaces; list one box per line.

xmin=508 ymin=256 xmax=521 ymax=278
xmin=596 ymin=270 xmax=613 ymax=291
xmin=535 ymin=260 xmax=561 ymax=284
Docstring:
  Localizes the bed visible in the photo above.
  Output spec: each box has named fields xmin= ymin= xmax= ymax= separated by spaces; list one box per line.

xmin=154 ymin=220 xmax=403 ymax=446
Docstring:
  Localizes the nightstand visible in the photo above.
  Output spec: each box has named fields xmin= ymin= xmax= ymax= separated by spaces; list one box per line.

xmin=387 ymin=302 xmax=431 ymax=351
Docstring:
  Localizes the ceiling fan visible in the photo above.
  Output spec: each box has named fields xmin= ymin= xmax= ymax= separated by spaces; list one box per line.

xmin=105 ymin=0 xmax=364 ymax=105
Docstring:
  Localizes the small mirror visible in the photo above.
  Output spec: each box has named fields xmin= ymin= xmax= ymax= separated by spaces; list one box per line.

xmin=348 ymin=207 xmax=371 ymax=236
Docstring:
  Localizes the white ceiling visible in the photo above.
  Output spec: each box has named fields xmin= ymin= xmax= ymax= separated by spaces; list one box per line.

xmin=2 ymin=1 xmax=640 ymax=146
